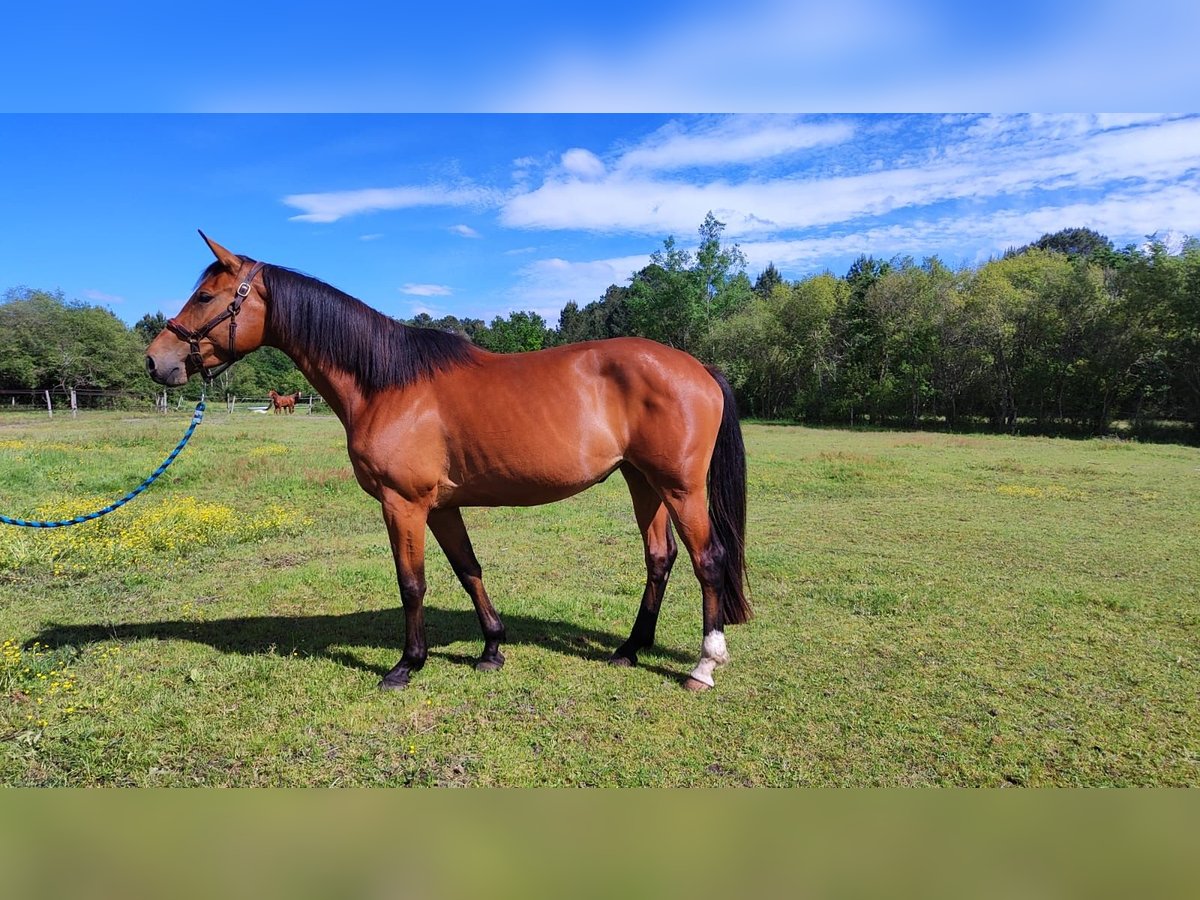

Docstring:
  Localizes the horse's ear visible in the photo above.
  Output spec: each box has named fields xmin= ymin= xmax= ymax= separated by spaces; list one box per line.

xmin=198 ymin=230 xmax=242 ymax=272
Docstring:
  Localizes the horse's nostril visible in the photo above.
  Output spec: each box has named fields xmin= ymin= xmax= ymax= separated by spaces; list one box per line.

xmin=145 ymin=356 xmax=156 ymax=373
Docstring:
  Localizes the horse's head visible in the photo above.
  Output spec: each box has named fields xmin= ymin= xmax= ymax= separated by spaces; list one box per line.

xmin=146 ymin=232 xmax=270 ymax=386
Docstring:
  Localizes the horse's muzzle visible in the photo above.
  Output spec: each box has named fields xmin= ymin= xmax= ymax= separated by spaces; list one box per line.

xmin=145 ymin=354 xmax=187 ymax=387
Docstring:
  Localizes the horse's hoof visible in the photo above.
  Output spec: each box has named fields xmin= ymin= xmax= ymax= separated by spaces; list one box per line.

xmin=608 ymin=654 xmax=636 ymax=667
xmin=683 ymin=676 xmax=712 ymax=692
xmin=475 ymin=657 xmax=504 ymax=673
xmin=378 ymin=674 xmax=410 ymax=691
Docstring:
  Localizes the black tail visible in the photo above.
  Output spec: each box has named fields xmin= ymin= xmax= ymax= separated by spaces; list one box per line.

xmin=706 ymin=367 xmax=751 ymax=625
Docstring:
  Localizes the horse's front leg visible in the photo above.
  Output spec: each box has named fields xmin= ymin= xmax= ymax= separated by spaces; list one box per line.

xmin=378 ymin=492 xmax=430 ymax=690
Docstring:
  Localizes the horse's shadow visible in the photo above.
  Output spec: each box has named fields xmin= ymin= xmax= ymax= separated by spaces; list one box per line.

xmin=28 ymin=606 xmax=693 ymax=681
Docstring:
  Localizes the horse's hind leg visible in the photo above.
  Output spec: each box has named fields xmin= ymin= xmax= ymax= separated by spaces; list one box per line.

xmin=610 ymin=464 xmax=677 ymax=667
xmin=660 ymin=490 xmax=730 ymax=692
xmin=428 ymin=508 xmax=507 ymax=672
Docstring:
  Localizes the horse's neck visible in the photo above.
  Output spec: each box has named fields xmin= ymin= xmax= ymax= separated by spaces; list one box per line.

xmin=271 ymin=340 xmax=362 ymax=427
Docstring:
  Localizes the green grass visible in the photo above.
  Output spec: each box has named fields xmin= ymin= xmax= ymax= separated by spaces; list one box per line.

xmin=1 ymin=410 xmax=1197 ymax=785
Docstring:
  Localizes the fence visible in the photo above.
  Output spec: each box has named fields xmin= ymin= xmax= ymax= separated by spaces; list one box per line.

xmin=221 ymin=394 xmax=326 ymax=415
xmin=0 ymin=389 xmax=330 ymax=417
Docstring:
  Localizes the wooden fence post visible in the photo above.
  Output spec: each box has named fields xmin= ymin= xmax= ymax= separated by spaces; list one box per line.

xmin=70 ymin=388 xmax=77 ymax=417
xmin=44 ymin=390 xmax=52 ymax=418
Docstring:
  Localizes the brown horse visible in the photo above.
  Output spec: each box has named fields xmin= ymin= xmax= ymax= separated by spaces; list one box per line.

xmin=267 ymin=389 xmax=300 ymax=414
xmin=146 ymin=233 xmax=749 ymax=692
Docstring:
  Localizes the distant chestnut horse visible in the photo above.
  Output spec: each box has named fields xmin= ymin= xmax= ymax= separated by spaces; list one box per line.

xmin=146 ymin=233 xmax=749 ymax=692
xmin=267 ymin=389 xmax=300 ymax=414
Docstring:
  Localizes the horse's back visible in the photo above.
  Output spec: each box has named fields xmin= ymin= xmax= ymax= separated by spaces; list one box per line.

xmin=472 ymin=337 xmax=721 ymax=428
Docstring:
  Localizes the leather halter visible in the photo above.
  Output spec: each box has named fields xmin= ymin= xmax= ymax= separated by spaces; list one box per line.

xmin=166 ymin=261 xmax=265 ymax=383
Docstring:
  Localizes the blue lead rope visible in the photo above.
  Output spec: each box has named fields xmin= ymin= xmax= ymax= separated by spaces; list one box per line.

xmin=0 ymin=397 xmax=206 ymax=529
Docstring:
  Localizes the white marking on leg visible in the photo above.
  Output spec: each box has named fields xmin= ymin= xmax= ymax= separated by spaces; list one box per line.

xmin=703 ymin=630 xmax=730 ymax=664
xmin=689 ymin=630 xmax=729 ymax=686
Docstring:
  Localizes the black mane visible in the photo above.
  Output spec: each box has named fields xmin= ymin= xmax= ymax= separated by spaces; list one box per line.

xmin=199 ymin=260 xmax=478 ymax=394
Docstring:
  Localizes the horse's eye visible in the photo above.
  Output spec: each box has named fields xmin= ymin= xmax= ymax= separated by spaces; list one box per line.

xmin=195 ymin=292 xmax=214 ymax=304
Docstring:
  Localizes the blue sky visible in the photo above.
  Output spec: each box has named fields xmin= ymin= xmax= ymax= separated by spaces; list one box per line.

xmin=2 ymin=114 xmax=1198 ymax=327
xmin=1 ymin=1 xmax=1198 ymax=328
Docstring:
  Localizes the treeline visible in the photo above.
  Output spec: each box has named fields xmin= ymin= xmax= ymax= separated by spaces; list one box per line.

xmin=421 ymin=217 xmax=1200 ymax=438
xmin=0 ymin=290 xmax=310 ymax=405
xmin=0 ymin=288 xmax=150 ymax=406
xmin=4 ymin=218 xmax=1198 ymax=440
xmin=712 ymin=225 xmax=1199 ymax=435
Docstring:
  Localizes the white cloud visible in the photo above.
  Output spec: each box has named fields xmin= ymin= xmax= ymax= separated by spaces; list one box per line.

xmin=280 ymin=115 xmax=1200 ymax=257
xmin=502 ymin=176 xmax=1200 ymax=308
xmin=561 ymin=148 xmax=605 ymax=180
xmin=359 ymin=233 xmax=384 ymax=241
xmin=400 ymin=283 xmax=454 ymax=296
xmin=509 ymin=253 xmax=649 ymax=317
xmin=511 ymin=155 xmax=542 ymax=188
xmin=449 ymin=224 xmax=481 ymax=238
xmin=615 ymin=116 xmax=854 ymax=172
xmin=283 ymin=184 xmax=497 ymax=223
xmin=500 ymin=115 xmax=1200 ymax=238
xmin=737 ymin=180 xmax=1200 ymax=275
xmin=1140 ymin=230 xmax=1191 ymax=255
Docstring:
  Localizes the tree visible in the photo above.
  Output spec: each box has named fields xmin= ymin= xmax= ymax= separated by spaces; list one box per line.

xmin=405 ymin=312 xmax=488 ymax=344
xmin=1117 ymin=239 xmax=1200 ymax=428
xmin=211 ymin=362 xmax=266 ymax=402
xmin=863 ymin=258 xmax=962 ymax=425
xmin=927 ymin=268 xmax=986 ymax=429
xmin=477 ymin=311 xmax=549 ymax=353
xmin=1029 ymin=227 xmax=1114 ymax=260
xmin=0 ymin=289 xmax=44 ymax=389
xmin=694 ymin=211 xmax=749 ymax=319
xmin=627 ymin=255 xmax=698 ymax=351
xmin=552 ymin=285 xmax=633 ymax=345
xmin=555 ymin=301 xmax=585 ymax=344
xmin=0 ymin=288 xmax=146 ymax=397
xmin=1178 ymin=244 xmax=1200 ymax=428
xmin=961 ymin=250 xmax=1126 ymax=430
xmin=833 ymin=255 xmax=894 ymax=424
xmin=712 ymin=273 xmax=845 ymax=419
xmin=753 ymin=262 xmax=783 ymax=298
xmin=626 ymin=213 xmax=749 ymax=358
xmin=134 ymin=312 xmax=168 ymax=343
xmin=845 ymin=254 xmax=891 ymax=302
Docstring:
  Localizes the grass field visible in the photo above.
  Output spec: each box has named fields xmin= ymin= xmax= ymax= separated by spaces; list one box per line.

xmin=1 ymin=407 xmax=1197 ymax=786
